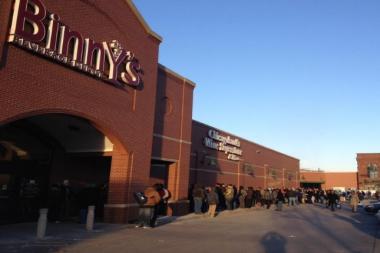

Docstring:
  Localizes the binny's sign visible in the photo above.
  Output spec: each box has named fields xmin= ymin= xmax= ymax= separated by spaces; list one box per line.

xmin=8 ymin=0 xmax=143 ymax=89
xmin=203 ymin=129 xmax=243 ymax=161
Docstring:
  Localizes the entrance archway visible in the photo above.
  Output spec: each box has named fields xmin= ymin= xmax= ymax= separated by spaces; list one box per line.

xmin=0 ymin=113 xmax=122 ymax=224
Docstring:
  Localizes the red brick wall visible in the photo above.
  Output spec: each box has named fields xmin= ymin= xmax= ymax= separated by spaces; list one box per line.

xmin=191 ymin=121 xmax=300 ymax=189
xmin=324 ymin=172 xmax=358 ymax=190
xmin=152 ymin=66 xmax=194 ymax=202
xmin=300 ymin=171 xmax=358 ymax=190
xmin=300 ymin=171 xmax=326 ymax=185
xmin=0 ymin=0 xmax=160 ymax=222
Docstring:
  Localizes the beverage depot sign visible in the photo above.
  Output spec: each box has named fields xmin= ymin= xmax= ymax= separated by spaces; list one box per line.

xmin=8 ymin=0 xmax=143 ymax=89
xmin=204 ymin=129 xmax=243 ymax=161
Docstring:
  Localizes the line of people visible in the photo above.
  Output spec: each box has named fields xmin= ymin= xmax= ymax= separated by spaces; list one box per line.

xmin=190 ymin=184 xmax=303 ymax=217
xmin=190 ymin=184 xmax=363 ymax=216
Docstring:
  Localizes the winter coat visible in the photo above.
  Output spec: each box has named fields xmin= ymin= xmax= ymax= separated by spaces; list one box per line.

xmin=263 ymin=190 xmax=273 ymax=200
xmin=193 ymin=186 xmax=205 ymax=199
xmin=350 ymin=193 xmax=359 ymax=206
xmin=207 ymin=191 xmax=219 ymax=205
xmin=224 ymin=186 xmax=234 ymax=201
xmin=144 ymin=187 xmax=161 ymax=207
xmin=246 ymin=189 xmax=254 ymax=199
xmin=276 ymin=191 xmax=285 ymax=202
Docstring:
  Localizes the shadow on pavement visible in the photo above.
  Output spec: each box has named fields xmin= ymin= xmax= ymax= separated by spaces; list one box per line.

xmin=260 ymin=231 xmax=287 ymax=253
xmin=0 ymin=215 xmax=180 ymax=253
xmin=278 ymin=204 xmax=377 ymax=253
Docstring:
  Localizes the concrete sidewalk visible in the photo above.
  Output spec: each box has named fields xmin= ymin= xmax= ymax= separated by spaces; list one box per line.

xmin=1 ymin=204 xmax=379 ymax=253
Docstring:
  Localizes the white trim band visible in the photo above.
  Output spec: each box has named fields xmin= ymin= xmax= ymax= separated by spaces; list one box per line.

xmin=153 ymin=133 xmax=192 ymax=145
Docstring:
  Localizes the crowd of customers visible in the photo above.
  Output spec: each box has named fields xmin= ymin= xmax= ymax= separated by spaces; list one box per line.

xmin=190 ymin=184 xmax=374 ymax=217
xmin=134 ymin=183 xmax=380 ymax=228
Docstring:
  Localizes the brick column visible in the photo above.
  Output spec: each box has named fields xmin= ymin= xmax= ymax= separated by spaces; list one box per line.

xmin=104 ymin=144 xmax=133 ymax=223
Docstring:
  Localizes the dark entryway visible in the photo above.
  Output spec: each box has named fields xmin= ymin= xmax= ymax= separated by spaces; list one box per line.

xmin=300 ymin=182 xmax=322 ymax=189
xmin=0 ymin=114 xmax=113 ymax=224
xmin=149 ymin=160 xmax=171 ymax=187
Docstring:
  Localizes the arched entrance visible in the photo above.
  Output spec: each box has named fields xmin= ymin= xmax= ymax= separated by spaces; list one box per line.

xmin=0 ymin=113 xmax=119 ymax=224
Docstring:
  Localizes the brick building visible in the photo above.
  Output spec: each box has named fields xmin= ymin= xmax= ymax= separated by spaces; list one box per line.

xmin=0 ymin=0 xmax=300 ymax=224
xmin=357 ymin=153 xmax=380 ymax=190
xmin=300 ymin=169 xmax=358 ymax=190
xmin=190 ymin=121 xmax=300 ymax=189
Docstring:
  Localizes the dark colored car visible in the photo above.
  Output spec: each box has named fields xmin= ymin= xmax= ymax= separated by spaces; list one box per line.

xmin=364 ymin=202 xmax=380 ymax=213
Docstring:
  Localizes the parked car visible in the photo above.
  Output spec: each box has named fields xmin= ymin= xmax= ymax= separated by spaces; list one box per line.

xmin=364 ymin=202 xmax=380 ymax=213
xmin=376 ymin=210 xmax=380 ymax=221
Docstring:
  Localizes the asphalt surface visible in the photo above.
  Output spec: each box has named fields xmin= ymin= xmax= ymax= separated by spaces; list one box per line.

xmin=1 ymin=203 xmax=379 ymax=253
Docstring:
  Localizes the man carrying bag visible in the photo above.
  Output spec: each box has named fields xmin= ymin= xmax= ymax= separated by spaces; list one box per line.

xmin=135 ymin=185 xmax=161 ymax=228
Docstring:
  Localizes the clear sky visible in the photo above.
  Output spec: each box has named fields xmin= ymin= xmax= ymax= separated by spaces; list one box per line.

xmin=133 ymin=0 xmax=380 ymax=172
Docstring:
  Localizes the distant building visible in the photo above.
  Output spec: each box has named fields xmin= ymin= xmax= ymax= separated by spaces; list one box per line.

xmin=300 ymin=169 xmax=358 ymax=190
xmin=357 ymin=153 xmax=380 ymax=190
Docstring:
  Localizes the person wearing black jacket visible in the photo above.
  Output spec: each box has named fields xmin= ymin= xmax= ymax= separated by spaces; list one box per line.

xmin=245 ymin=187 xmax=253 ymax=208
xmin=327 ymin=190 xmax=338 ymax=211
xmin=276 ymin=189 xmax=285 ymax=211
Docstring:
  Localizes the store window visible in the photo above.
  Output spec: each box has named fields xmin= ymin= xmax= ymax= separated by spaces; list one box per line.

xmin=243 ymin=163 xmax=255 ymax=176
xmin=367 ymin=163 xmax=378 ymax=179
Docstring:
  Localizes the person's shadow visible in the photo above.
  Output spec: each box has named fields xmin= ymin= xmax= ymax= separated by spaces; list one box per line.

xmin=260 ymin=231 xmax=287 ymax=253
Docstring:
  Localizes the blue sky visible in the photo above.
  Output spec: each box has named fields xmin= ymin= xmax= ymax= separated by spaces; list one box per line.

xmin=133 ymin=0 xmax=380 ymax=172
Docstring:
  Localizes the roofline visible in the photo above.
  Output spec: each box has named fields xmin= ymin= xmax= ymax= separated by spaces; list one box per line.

xmin=125 ymin=0 xmax=163 ymax=42
xmin=192 ymin=120 xmax=300 ymax=162
xmin=158 ymin=64 xmax=196 ymax=88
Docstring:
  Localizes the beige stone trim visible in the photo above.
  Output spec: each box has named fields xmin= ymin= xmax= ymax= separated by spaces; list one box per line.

xmin=105 ymin=200 xmax=189 ymax=208
xmin=190 ymin=168 xmax=265 ymax=178
xmin=151 ymin=156 xmax=179 ymax=163
xmin=168 ymin=199 xmax=190 ymax=204
xmin=124 ymin=0 xmax=162 ymax=42
xmin=104 ymin=203 xmax=139 ymax=208
xmin=153 ymin=133 xmax=191 ymax=145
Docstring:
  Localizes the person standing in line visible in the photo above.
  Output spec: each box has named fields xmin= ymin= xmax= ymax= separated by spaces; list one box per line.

xmin=245 ymin=187 xmax=253 ymax=208
xmin=61 ymin=179 xmax=72 ymax=221
xmin=206 ymin=187 xmax=219 ymax=217
xmin=224 ymin=184 xmax=234 ymax=210
xmin=238 ymin=186 xmax=247 ymax=208
xmin=232 ymin=185 xmax=239 ymax=209
xmin=276 ymin=189 xmax=285 ymax=211
xmin=192 ymin=184 xmax=205 ymax=214
xmin=260 ymin=188 xmax=266 ymax=207
xmin=263 ymin=189 xmax=273 ymax=209
xmin=350 ymin=190 xmax=360 ymax=213
xmin=327 ymin=190 xmax=338 ymax=211
xmin=288 ymin=188 xmax=296 ymax=206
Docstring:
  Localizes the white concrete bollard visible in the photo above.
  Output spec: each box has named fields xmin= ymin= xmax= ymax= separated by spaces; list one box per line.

xmin=86 ymin=205 xmax=95 ymax=231
xmin=37 ymin=208 xmax=48 ymax=239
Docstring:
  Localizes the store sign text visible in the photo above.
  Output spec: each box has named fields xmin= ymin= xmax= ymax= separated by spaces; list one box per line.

xmin=203 ymin=129 xmax=243 ymax=161
xmin=8 ymin=0 xmax=143 ymax=88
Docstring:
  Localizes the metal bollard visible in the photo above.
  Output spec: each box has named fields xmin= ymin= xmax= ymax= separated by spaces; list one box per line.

xmin=37 ymin=208 xmax=48 ymax=239
xmin=86 ymin=205 xmax=95 ymax=231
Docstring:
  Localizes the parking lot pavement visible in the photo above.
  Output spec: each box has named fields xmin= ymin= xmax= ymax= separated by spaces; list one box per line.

xmin=1 ymin=204 xmax=379 ymax=253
